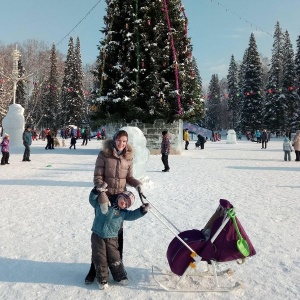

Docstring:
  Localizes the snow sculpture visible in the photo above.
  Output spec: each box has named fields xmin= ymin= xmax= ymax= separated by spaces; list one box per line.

xmin=2 ymin=104 xmax=25 ymax=147
xmin=120 ymin=126 xmax=149 ymax=180
xmin=226 ymin=129 xmax=237 ymax=144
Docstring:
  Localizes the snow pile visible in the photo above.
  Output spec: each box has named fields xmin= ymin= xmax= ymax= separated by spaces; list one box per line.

xmin=0 ymin=137 xmax=299 ymax=299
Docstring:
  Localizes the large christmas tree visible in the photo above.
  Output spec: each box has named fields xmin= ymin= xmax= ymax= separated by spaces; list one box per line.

xmin=91 ymin=0 xmax=204 ymax=125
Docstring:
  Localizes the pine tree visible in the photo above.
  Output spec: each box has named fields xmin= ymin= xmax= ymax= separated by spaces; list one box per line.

xmin=185 ymin=56 xmax=204 ymax=123
xmin=263 ymin=22 xmax=286 ymax=132
xmin=205 ymin=74 xmax=221 ymax=130
xmin=236 ymin=49 xmax=248 ymax=130
xmin=42 ymin=43 xmax=60 ymax=130
xmin=61 ymin=37 xmax=75 ymax=126
xmin=282 ymin=31 xmax=300 ymax=132
xmin=91 ymin=0 xmax=204 ymax=124
xmin=240 ymin=33 xmax=264 ymax=132
xmin=219 ymin=78 xmax=229 ymax=129
xmin=73 ymin=37 xmax=86 ymax=124
xmin=61 ymin=37 xmax=86 ymax=127
xmin=227 ymin=55 xmax=240 ymax=129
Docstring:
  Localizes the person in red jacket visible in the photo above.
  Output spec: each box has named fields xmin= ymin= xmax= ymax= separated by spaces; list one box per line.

xmin=97 ymin=131 xmax=101 ymax=140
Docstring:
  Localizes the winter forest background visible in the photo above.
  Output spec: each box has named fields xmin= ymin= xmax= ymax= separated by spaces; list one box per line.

xmin=0 ymin=0 xmax=300 ymax=135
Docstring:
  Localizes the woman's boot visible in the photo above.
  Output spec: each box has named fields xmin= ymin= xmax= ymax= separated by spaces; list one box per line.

xmin=85 ymin=261 xmax=96 ymax=284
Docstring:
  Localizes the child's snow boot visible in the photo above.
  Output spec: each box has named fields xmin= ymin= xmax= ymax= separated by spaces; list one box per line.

xmin=98 ymin=281 xmax=109 ymax=290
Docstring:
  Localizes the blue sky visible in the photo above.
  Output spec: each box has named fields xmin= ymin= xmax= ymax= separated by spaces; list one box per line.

xmin=1 ymin=0 xmax=300 ymax=85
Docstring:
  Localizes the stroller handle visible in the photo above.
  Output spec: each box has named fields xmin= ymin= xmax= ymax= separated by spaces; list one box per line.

xmin=138 ymin=192 xmax=197 ymax=256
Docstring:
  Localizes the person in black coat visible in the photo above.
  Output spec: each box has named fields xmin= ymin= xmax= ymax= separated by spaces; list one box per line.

xmin=261 ymin=129 xmax=268 ymax=149
xmin=69 ymin=135 xmax=77 ymax=149
xmin=195 ymin=134 xmax=206 ymax=149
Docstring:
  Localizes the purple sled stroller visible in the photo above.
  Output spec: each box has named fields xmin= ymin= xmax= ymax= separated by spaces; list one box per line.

xmin=150 ymin=199 xmax=256 ymax=292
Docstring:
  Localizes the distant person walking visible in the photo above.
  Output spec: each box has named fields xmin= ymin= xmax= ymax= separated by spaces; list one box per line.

xmin=195 ymin=134 xmax=206 ymax=149
xmin=161 ymin=130 xmax=170 ymax=172
xmin=86 ymin=127 xmax=91 ymax=141
xmin=211 ymin=130 xmax=216 ymax=142
xmin=22 ymin=125 xmax=32 ymax=162
xmin=45 ymin=129 xmax=54 ymax=150
xmin=70 ymin=135 xmax=77 ymax=149
xmin=101 ymin=128 xmax=106 ymax=140
xmin=0 ymin=133 xmax=10 ymax=165
xmin=255 ymin=130 xmax=261 ymax=143
xmin=283 ymin=137 xmax=293 ymax=161
xmin=292 ymin=130 xmax=300 ymax=161
xmin=81 ymin=129 xmax=88 ymax=146
xmin=261 ymin=129 xmax=268 ymax=149
xmin=97 ymin=131 xmax=101 ymax=140
xmin=183 ymin=128 xmax=190 ymax=150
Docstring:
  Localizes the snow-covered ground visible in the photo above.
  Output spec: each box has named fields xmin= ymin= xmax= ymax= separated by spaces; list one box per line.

xmin=0 ymin=136 xmax=299 ymax=300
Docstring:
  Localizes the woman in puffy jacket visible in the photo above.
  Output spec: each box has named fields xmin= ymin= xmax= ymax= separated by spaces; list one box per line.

xmin=292 ymin=130 xmax=300 ymax=161
xmin=85 ymin=129 xmax=143 ymax=284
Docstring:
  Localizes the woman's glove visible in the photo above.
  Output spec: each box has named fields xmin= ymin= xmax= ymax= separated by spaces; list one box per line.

xmin=140 ymin=203 xmax=150 ymax=214
xmin=96 ymin=182 xmax=108 ymax=193
xmin=92 ymin=183 xmax=108 ymax=195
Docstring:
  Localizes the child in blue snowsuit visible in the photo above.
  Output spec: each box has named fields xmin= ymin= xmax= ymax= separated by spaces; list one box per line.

xmin=89 ymin=188 xmax=149 ymax=290
xmin=283 ymin=137 xmax=293 ymax=161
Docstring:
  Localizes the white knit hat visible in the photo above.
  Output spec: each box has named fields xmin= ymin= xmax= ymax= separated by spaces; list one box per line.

xmin=117 ymin=191 xmax=135 ymax=208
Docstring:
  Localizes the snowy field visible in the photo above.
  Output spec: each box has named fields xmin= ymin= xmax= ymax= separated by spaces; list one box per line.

xmin=0 ymin=136 xmax=299 ymax=300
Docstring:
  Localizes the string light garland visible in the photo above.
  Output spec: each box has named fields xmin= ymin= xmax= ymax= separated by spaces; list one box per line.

xmin=208 ymin=0 xmax=272 ymax=38
xmin=56 ymin=0 xmax=103 ymax=47
xmin=204 ymin=86 xmax=299 ymax=99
